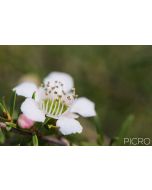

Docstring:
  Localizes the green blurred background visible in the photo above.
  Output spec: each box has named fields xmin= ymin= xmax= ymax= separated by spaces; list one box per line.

xmin=0 ymin=46 xmax=152 ymax=144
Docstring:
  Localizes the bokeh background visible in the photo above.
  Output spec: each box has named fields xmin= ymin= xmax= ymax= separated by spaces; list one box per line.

xmin=0 ymin=46 xmax=152 ymax=145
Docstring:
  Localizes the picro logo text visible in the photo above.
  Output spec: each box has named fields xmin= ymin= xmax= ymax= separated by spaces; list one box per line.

xmin=124 ymin=138 xmax=151 ymax=146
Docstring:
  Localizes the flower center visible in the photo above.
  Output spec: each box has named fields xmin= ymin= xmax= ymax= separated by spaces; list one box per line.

xmin=40 ymin=98 xmax=68 ymax=118
xmin=38 ymin=81 xmax=78 ymax=119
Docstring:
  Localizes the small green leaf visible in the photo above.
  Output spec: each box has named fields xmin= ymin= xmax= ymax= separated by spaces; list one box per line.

xmin=44 ymin=117 xmax=51 ymax=125
xmin=6 ymin=122 xmax=15 ymax=131
xmin=0 ymin=97 xmax=11 ymax=121
xmin=94 ymin=114 xmax=104 ymax=145
xmin=9 ymin=91 xmax=16 ymax=118
xmin=42 ymin=117 xmax=52 ymax=128
xmin=6 ymin=122 xmax=15 ymax=126
xmin=119 ymin=115 xmax=134 ymax=136
xmin=0 ymin=102 xmax=6 ymax=113
xmin=114 ymin=114 xmax=135 ymax=145
xmin=1 ymin=97 xmax=9 ymax=113
xmin=0 ymin=116 xmax=8 ymax=122
xmin=32 ymin=134 xmax=39 ymax=146
xmin=0 ymin=128 xmax=5 ymax=144
xmin=48 ymin=124 xmax=57 ymax=129
xmin=6 ymin=126 xmax=12 ymax=131
xmin=97 ymin=135 xmax=104 ymax=145
xmin=32 ymin=92 xmax=36 ymax=100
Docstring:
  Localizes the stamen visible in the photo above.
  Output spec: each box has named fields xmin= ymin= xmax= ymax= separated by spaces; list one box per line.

xmin=42 ymin=101 xmax=45 ymax=112
xmin=45 ymin=100 xmax=49 ymax=113
xmin=40 ymin=80 xmax=78 ymax=118
xmin=58 ymin=102 xmax=64 ymax=116
xmin=67 ymin=96 xmax=71 ymax=100
xmin=62 ymin=90 xmax=66 ymax=95
xmin=40 ymin=101 xmax=43 ymax=110
xmin=55 ymin=98 xmax=61 ymax=116
xmin=52 ymin=101 xmax=58 ymax=115
xmin=47 ymin=82 xmax=50 ymax=87
xmin=48 ymin=100 xmax=54 ymax=114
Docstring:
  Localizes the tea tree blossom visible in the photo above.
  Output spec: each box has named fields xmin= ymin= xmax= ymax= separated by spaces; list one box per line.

xmin=13 ymin=72 xmax=96 ymax=135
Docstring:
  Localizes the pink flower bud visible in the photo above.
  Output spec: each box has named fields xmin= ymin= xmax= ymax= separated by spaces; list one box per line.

xmin=18 ymin=114 xmax=34 ymax=129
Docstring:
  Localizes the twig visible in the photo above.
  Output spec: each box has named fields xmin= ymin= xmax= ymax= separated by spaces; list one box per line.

xmin=11 ymin=127 xmax=32 ymax=136
xmin=11 ymin=127 xmax=69 ymax=146
xmin=42 ymin=136 xmax=69 ymax=146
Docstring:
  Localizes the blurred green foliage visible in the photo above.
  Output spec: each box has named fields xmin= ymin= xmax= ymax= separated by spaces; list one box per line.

xmin=0 ymin=45 xmax=152 ymax=144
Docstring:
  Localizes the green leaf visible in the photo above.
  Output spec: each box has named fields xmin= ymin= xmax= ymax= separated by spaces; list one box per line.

xmin=0 ymin=116 xmax=8 ymax=122
xmin=0 ymin=97 xmax=11 ymax=121
xmin=94 ymin=114 xmax=104 ymax=145
xmin=9 ymin=91 xmax=16 ymax=118
xmin=6 ymin=122 xmax=15 ymax=131
xmin=6 ymin=122 xmax=16 ymax=128
xmin=48 ymin=124 xmax=57 ymax=129
xmin=0 ymin=128 xmax=5 ymax=144
xmin=32 ymin=92 xmax=36 ymax=100
xmin=32 ymin=134 xmax=39 ymax=146
xmin=1 ymin=97 xmax=8 ymax=113
xmin=42 ymin=117 xmax=52 ymax=129
xmin=0 ymin=102 xmax=6 ymax=113
xmin=6 ymin=126 xmax=12 ymax=132
xmin=114 ymin=114 xmax=135 ymax=146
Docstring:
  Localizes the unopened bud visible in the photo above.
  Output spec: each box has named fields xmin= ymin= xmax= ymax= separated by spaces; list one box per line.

xmin=18 ymin=114 xmax=34 ymax=129
xmin=0 ymin=122 xmax=6 ymax=128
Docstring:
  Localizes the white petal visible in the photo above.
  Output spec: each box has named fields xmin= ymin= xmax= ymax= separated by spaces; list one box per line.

xmin=56 ymin=117 xmax=83 ymax=135
xmin=21 ymin=98 xmax=45 ymax=122
xmin=13 ymin=82 xmax=37 ymax=98
xmin=35 ymin=87 xmax=47 ymax=101
xmin=44 ymin=72 xmax=74 ymax=92
xmin=62 ymin=112 xmax=79 ymax=119
xmin=70 ymin=97 xmax=96 ymax=117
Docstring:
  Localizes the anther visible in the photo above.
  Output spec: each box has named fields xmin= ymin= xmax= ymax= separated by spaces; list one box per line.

xmin=62 ymin=90 xmax=66 ymax=95
xmin=67 ymin=96 xmax=71 ymax=100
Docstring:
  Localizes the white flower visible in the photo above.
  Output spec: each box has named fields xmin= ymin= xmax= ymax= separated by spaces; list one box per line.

xmin=13 ymin=72 xmax=96 ymax=135
xmin=44 ymin=71 xmax=74 ymax=92
xmin=13 ymin=82 xmax=37 ymax=98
